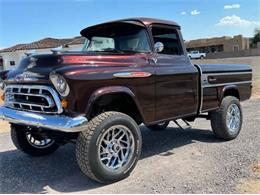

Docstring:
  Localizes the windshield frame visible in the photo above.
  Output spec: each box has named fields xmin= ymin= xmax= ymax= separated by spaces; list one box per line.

xmin=81 ymin=21 xmax=153 ymax=54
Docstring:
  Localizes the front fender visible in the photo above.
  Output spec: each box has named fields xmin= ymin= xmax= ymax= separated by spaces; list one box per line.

xmin=85 ymin=85 xmax=143 ymax=117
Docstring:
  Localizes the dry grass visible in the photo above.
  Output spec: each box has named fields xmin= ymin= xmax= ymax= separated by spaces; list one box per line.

xmin=0 ymin=120 xmax=10 ymax=133
xmin=237 ymin=179 xmax=260 ymax=193
xmin=252 ymin=163 xmax=260 ymax=173
xmin=236 ymin=163 xmax=260 ymax=193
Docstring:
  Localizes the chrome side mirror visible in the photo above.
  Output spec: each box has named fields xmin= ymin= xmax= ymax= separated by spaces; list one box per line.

xmin=154 ymin=42 xmax=164 ymax=53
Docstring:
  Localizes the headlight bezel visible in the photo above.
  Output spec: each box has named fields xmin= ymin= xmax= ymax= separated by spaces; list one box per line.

xmin=50 ymin=73 xmax=70 ymax=97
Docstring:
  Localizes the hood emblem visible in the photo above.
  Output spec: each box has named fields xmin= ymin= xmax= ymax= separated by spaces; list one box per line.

xmin=26 ymin=57 xmax=38 ymax=70
xmin=14 ymin=71 xmax=44 ymax=82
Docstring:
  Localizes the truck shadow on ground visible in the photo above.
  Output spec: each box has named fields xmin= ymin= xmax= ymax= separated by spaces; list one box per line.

xmin=0 ymin=126 xmax=222 ymax=193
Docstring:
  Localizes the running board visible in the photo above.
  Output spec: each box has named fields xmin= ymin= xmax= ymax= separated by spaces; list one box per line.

xmin=173 ymin=119 xmax=191 ymax=130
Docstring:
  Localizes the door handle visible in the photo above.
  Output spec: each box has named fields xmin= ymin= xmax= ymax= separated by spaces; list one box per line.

xmin=208 ymin=76 xmax=217 ymax=82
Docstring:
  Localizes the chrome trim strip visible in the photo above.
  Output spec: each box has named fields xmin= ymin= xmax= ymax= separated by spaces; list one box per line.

xmin=5 ymin=85 xmax=63 ymax=114
xmin=0 ymin=106 xmax=88 ymax=132
xmin=6 ymin=101 xmax=54 ymax=109
xmin=204 ymin=71 xmax=252 ymax=76
xmin=6 ymin=92 xmax=55 ymax=108
xmin=194 ymin=64 xmax=203 ymax=113
xmin=203 ymin=81 xmax=252 ymax=88
xmin=113 ymin=72 xmax=152 ymax=78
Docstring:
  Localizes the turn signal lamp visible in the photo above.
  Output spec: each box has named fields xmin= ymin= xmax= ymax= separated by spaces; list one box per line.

xmin=61 ymin=99 xmax=68 ymax=109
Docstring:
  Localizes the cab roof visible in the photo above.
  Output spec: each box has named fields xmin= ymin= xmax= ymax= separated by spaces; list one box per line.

xmin=80 ymin=17 xmax=180 ymax=36
xmin=112 ymin=17 xmax=180 ymax=27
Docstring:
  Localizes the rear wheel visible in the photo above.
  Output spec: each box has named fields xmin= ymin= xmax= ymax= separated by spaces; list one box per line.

xmin=76 ymin=111 xmax=142 ymax=183
xmin=11 ymin=124 xmax=59 ymax=156
xmin=147 ymin=121 xmax=169 ymax=131
xmin=210 ymin=96 xmax=242 ymax=140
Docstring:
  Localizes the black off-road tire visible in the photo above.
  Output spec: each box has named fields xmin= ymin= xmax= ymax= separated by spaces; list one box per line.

xmin=147 ymin=121 xmax=169 ymax=131
xmin=11 ymin=124 xmax=59 ymax=156
xmin=76 ymin=111 xmax=142 ymax=184
xmin=210 ymin=96 xmax=243 ymax=140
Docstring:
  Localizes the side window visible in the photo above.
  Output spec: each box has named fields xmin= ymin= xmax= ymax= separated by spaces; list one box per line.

xmin=152 ymin=26 xmax=183 ymax=55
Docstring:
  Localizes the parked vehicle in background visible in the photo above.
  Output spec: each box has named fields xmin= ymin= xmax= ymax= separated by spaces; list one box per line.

xmin=188 ymin=50 xmax=206 ymax=59
xmin=0 ymin=18 xmax=252 ymax=184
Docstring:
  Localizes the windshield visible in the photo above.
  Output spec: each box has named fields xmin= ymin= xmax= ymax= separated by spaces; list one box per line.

xmin=82 ymin=22 xmax=151 ymax=53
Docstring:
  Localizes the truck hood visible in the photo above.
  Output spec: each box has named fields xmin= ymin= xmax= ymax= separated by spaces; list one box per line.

xmin=6 ymin=52 xmax=149 ymax=83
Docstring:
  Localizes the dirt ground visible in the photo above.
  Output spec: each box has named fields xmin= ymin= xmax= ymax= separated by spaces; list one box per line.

xmin=0 ymin=99 xmax=259 ymax=193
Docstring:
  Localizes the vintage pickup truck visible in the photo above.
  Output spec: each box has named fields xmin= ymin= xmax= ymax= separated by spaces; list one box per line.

xmin=0 ymin=18 xmax=252 ymax=183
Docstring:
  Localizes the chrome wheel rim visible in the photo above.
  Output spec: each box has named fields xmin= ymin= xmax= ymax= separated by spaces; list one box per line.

xmin=226 ymin=104 xmax=241 ymax=133
xmin=98 ymin=125 xmax=135 ymax=171
xmin=26 ymin=132 xmax=54 ymax=149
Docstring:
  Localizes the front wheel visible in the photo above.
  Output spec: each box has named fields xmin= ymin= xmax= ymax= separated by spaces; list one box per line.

xmin=210 ymin=96 xmax=242 ymax=140
xmin=76 ymin=111 xmax=142 ymax=183
xmin=11 ymin=124 xmax=59 ymax=156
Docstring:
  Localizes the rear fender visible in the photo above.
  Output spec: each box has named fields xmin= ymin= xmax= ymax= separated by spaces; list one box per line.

xmin=221 ymin=85 xmax=240 ymax=100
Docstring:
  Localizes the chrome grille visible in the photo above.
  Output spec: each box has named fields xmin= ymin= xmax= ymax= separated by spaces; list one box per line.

xmin=5 ymin=85 xmax=63 ymax=114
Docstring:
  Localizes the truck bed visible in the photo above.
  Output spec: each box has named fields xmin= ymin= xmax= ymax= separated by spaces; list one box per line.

xmin=196 ymin=64 xmax=252 ymax=112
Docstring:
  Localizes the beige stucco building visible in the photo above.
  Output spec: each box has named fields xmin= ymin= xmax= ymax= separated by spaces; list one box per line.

xmin=185 ymin=35 xmax=250 ymax=53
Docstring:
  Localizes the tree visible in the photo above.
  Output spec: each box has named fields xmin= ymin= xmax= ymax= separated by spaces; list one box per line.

xmin=251 ymin=28 xmax=260 ymax=48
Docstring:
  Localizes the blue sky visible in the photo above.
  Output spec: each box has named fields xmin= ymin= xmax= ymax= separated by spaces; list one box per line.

xmin=0 ymin=0 xmax=259 ymax=49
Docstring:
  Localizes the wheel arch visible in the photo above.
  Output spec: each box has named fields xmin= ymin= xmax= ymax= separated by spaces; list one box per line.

xmin=85 ymin=86 xmax=144 ymax=124
xmin=221 ymin=85 xmax=240 ymax=100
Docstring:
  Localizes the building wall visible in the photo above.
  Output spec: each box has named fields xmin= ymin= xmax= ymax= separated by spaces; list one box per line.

xmin=0 ymin=44 xmax=83 ymax=70
xmin=185 ymin=35 xmax=250 ymax=53
xmin=0 ymin=51 xmax=21 ymax=70
xmin=206 ymin=47 xmax=260 ymax=59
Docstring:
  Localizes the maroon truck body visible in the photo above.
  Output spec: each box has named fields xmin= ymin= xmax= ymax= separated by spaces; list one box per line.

xmin=0 ymin=18 xmax=252 ymax=183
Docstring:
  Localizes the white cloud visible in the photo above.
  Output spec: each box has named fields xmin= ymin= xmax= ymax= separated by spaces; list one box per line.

xmin=224 ymin=4 xmax=240 ymax=9
xmin=190 ymin=10 xmax=200 ymax=15
xmin=181 ymin=11 xmax=186 ymax=15
xmin=216 ymin=15 xmax=260 ymax=27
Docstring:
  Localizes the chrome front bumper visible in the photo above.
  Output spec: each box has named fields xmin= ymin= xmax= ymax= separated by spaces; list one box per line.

xmin=0 ymin=106 xmax=88 ymax=132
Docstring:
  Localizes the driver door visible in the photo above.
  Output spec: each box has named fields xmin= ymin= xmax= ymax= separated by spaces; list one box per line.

xmin=151 ymin=25 xmax=199 ymax=121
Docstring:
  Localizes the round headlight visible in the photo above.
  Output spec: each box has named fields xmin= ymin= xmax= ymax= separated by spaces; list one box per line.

xmin=50 ymin=74 xmax=70 ymax=96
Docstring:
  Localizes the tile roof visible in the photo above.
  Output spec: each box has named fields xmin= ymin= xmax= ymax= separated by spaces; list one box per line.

xmin=0 ymin=44 xmax=27 ymax=52
xmin=66 ymin=36 xmax=85 ymax=45
xmin=0 ymin=36 xmax=85 ymax=53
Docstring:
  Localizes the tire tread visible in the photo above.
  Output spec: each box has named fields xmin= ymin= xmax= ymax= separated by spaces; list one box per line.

xmin=211 ymin=96 xmax=242 ymax=140
xmin=76 ymin=111 xmax=125 ymax=183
